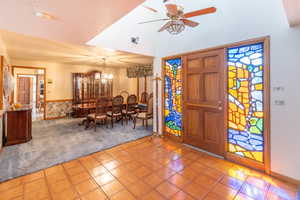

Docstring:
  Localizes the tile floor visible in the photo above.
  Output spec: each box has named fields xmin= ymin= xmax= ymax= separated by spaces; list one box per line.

xmin=0 ymin=137 xmax=298 ymax=200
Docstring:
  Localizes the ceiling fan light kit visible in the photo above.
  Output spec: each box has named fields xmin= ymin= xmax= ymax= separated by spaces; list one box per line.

xmin=140 ymin=3 xmax=217 ymax=35
xmin=166 ymin=20 xmax=185 ymax=35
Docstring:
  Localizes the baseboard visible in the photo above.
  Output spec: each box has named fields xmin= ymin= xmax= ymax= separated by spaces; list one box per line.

xmin=45 ymin=115 xmax=67 ymax=120
xmin=271 ymin=171 xmax=300 ymax=186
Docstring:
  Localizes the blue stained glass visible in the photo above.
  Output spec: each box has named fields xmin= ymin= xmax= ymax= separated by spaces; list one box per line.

xmin=227 ymin=42 xmax=265 ymax=162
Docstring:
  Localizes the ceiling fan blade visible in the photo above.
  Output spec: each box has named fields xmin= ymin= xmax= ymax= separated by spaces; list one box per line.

xmin=138 ymin=19 xmax=169 ymax=24
xmin=181 ymin=19 xmax=199 ymax=27
xmin=165 ymin=4 xmax=178 ymax=16
xmin=142 ymin=5 xmax=158 ymax=13
xmin=183 ymin=7 xmax=217 ymax=18
xmin=158 ymin=21 xmax=172 ymax=32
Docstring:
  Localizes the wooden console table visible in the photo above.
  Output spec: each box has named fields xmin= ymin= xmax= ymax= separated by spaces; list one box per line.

xmin=4 ymin=107 xmax=32 ymax=146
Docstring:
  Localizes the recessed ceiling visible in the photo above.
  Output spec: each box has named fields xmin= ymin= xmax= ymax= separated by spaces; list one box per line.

xmin=0 ymin=0 xmax=145 ymax=44
xmin=0 ymin=30 xmax=153 ymax=68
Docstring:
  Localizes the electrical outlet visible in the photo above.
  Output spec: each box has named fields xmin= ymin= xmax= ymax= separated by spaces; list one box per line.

xmin=273 ymin=86 xmax=284 ymax=92
xmin=275 ymin=100 xmax=285 ymax=106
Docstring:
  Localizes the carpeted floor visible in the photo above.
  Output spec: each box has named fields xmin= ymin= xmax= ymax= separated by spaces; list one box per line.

xmin=0 ymin=118 xmax=152 ymax=182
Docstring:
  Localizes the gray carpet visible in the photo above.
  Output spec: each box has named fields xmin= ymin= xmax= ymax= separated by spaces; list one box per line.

xmin=0 ymin=118 xmax=152 ymax=182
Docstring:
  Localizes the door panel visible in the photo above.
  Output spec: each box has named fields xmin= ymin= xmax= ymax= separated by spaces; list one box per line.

xmin=183 ymin=49 xmax=225 ymax=156
xmin=17 ymin=77 xmax=31 ymax=105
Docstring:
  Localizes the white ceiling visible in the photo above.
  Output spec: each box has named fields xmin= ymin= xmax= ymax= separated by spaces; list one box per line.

xmin=87 ymin=0 xmax=219 ymax=56
xmin=0 ymin=0 xmax=145 ymax=44
xmin=0 ymin=30 xmax=153 ymax=67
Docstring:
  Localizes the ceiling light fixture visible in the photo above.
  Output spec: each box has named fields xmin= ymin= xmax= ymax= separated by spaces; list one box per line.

xmin=166 ymin=20 xmax=185 ymax=35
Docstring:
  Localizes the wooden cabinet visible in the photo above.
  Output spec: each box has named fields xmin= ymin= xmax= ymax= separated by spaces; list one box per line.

xmin=4 ymin=108 xmax=32 ymax=146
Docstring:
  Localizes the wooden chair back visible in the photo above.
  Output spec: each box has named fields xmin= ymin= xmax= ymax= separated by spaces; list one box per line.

xmin=126 ymin=95 xmax=137 ymax=112
xmin=140 ymin=92 xmax=148 ymax=104
xmin=95 ymin=97 xmax=109 ymax=117
xmin=112 ymin=95 xmax=124 ymax=114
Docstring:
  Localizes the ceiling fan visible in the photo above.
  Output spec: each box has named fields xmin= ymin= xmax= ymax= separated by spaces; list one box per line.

xmin=140 ymin=4 xmax=217 ymax=35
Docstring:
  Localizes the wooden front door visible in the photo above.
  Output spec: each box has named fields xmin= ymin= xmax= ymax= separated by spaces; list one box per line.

xmin=183 ymin=49 xmax=226 ymax=156
xmin=17 ymin=77 xmax=31 ymax=104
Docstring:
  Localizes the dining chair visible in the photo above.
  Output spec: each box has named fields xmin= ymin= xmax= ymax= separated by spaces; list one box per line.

xmin=88 ymin=97 xmax=109 ymax=131
xmin=107 ymin=95 xmax=124 ymax=128
xmin=140 ymin=92 xmax=148 ymax=104
xmin=123 ymin=94 xmax=138 ymax=124
xmin=133 ymin=96 xmax=153 ymax=129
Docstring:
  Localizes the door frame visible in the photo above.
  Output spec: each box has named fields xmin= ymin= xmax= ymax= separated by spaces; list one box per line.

xmin=161 ymin=36 xmax=270 ymax=173
xmin=12 ymin=66 xmax=47 ymax=120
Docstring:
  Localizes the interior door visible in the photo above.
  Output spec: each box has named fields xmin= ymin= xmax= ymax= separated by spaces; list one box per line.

xmin=183 ymin=49 xmax=225 ymax=156
xmin=17 ymin=77 xmax=31 ymax=105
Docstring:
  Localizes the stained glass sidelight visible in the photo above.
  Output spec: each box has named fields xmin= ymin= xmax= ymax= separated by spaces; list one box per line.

xmin=227 ymin=43 xmax=265 ymax=162
xmin=164 ymin=58 xmax=182 ymax=136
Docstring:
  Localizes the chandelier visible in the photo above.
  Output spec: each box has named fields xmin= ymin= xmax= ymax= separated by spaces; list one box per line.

xmin=166 ymin=20 xmax=185 ymax=35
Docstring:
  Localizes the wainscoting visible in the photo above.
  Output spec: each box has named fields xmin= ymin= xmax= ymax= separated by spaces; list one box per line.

xmin=45 ymin=99 xmax=72 ymax=120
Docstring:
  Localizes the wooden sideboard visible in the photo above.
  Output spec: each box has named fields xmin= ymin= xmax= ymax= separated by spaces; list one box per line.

xmin=4 ymin=107 xmax=32 ymax=146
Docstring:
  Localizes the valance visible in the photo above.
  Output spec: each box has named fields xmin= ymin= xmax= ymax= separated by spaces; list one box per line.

xmin=127 ymin=65 xmax=153 ymax=78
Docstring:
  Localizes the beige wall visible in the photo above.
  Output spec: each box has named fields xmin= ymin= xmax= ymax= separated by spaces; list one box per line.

xmin=10 ymin=59 xmax=139 ymax=101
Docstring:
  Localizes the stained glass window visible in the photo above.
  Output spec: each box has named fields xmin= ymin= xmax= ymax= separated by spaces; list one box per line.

xmin=164 ymin=58 xmax=182 ymax=136
xmin=227 ymin=43 xmax=264 ymax=162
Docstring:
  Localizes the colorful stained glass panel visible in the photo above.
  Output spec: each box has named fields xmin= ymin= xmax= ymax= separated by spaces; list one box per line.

xmin=164 ymin=58 xmax=182 ymax=136
xmin=227 ymin=43 xmax=264 ymax=162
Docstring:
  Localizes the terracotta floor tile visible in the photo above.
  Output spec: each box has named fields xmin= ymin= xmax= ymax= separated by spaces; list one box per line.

xmin=240 ymin=183 xmax=266 ymax=200
xmin=24 ymin=187 xmax=50 ymax=200
xmin=22 ymin=171 xmax=45 ymax=183
xmin=144 ymin=173 xmax=165 ymax=188
xmin=178 ymin=168 xmax=199 ymax=181
xmin=109 ymin=166 xmax=130 ymax=177
xmin=0 ymin=177 xmax=23 ymax=192
xmin=183 ymin=152 xmax=202 ymax=161
xmin=234 ymin=193 xmax=255 ymax=200
xmin=24 ymin=178 xmax=47 ymax=193
xmin=203 ymin=192 xmax=223 ymax=200
xmin=188 ymin=161 xmax=207 ymax=174
xmin=155 ymin=167 xmax=177 ymax=180
xmin=123 ymin=161 xmax=143 ymax=171
xmin=183 ymin=182 xmax=209 ymax=200
xmin=103 ymin=160 xmax=121 ymax=171
xmin=88 ymin=165 xmax=108 ymax=177
xmin=126 ymin=180 xmax=152 ymax=198
xmin=45 ymin=165 xmax=64 ymax=176
xmin=75 ymin=178 xmax=99 ymax=195
xmin=1 ymin=185 xmax=23 ymax=200
xmin=167 ymin=159 xmax=187 ymax=172
xmin=101 ymin=180 xmax=125 ymax=197
xmin=142 ymin=190 xmax=166 ymax=200
xmin=117 ymin=173 xmax=139 ymax=185
xmin=110 ymin=189 xmax=136 ymax=200
xmin=156 ymin=181 xmax=180 ymax=199
xmin=51 ymin=188 xmax=78 ymax=200
xmin=63 ymin=160 xmax=82 ymax=169
xmin=49 ymin=178 xmax=72 ymax=194
xmin=171 ymin=190 xmax=195 ymax=200
xmin=194 ymin=174 xmax=218 ymax=190
xmin=211 ymin=183 xmax=238 ymax=199
xmin=70 ymin=171 xmax=91 ymax=185
xmin=93 ymin=172 xmax=115 ymax=186
xmin=132 ymin=166 xmax=152 ymax=178
xmin=268 ymin=185 xmax=298 ymax=200
xmin=65 ymin=165 xmax=86 ymax=176
xmin=46 ymin=171 xmax=68 ymax=184
xmin=94 ymin=153 xmax=114 ymax=163
xmin=220 ymin=175 xmax=244 ymax=191
xmin=168 ymin=174 xmax=191 ymax=189
xmin=81 ymin=188 xmax=108 ymax=200
xmin=201 ymin=167 xmax=224 ymax=181
xmin=246 ymin=176 xmax=270 ymax=191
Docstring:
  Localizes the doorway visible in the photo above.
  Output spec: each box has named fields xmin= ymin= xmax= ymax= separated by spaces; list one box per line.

xmin=162 ymin=37 xmax=270 ymax=172
xmin=13 ymin=66 xmax=46 ymax=121
xmin=183 ymin=49 xmax=226 ymax=156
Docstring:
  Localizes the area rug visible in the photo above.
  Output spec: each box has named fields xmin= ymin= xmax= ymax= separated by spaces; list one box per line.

xmin=0 ymin=118 xmax=152 ymax=182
